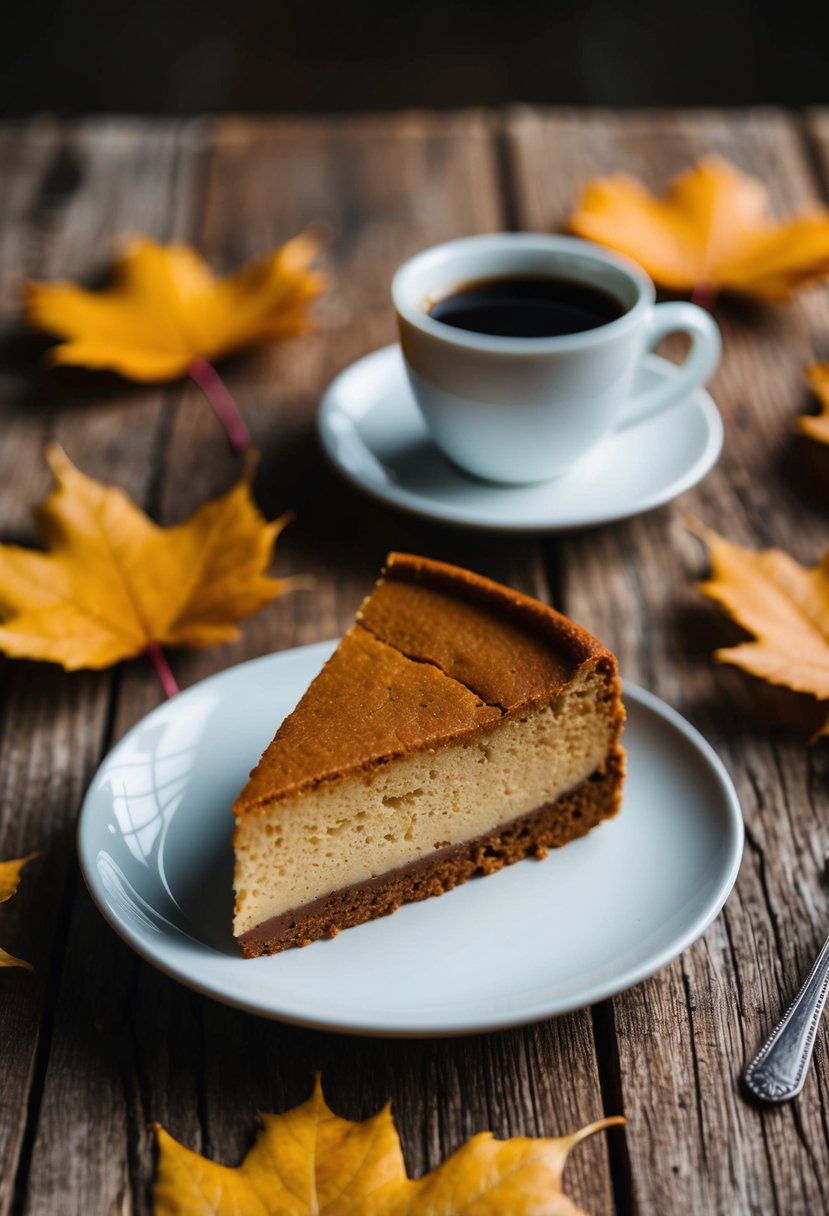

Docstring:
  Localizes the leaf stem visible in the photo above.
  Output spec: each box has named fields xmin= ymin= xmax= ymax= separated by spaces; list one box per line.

xmin=691 ymin=282 xmax=718 ymax=311
xmin=146 ymin=643 xmax=180 ymax=698
xmin=189 ymin=358 xmax=250 ymax=452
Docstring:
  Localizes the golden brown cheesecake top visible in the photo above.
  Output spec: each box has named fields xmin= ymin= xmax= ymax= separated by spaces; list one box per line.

xmin=233 ymin=553 xmax=614 ymax=816
xmin=359 ymin=552 xmax=604 ymax=711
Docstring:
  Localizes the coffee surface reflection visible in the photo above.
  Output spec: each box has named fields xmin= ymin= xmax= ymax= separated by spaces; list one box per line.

xmin=427 ymin=274 xmax=625 ymax=338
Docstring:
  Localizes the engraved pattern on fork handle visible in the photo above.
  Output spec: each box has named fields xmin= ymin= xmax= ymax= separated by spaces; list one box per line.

xmin=743 ymin=931 xmax=829 ymax=1103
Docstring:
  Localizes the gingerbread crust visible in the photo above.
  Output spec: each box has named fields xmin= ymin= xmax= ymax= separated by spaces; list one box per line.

xmin=238 ymin=746 xmax=625 ymax=958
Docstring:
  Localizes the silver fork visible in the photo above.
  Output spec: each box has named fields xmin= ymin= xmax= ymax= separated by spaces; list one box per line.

xmin=743 ymin=929 xmax=829 ymax=1102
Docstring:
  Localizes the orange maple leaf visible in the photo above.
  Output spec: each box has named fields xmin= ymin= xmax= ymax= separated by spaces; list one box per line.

xmin=691 ymin=522 xmax=829 ymax=737
xmin=25 ymin=233 xmax=325 ymax=383
xmin=798 ymin=363 xmax=829 ymax=445
xmin=569 ymin=157 xmax=829 ymax=302
xmin=0 ymin=445 xmax=297 ymax=683
xmin=25 ymin=234 xmax=325 ymax=451
xmin=153 ymin=1075 xmax=623 ymax=1216
xmin=0 ymin=854 xmax=38 ymax=971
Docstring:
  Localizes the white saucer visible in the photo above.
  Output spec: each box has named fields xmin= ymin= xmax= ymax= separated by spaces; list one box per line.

xmin=78 ymin=640 xmax=743 ymax=1038
xmin=318 ymin=345 xmax=723 ymax=532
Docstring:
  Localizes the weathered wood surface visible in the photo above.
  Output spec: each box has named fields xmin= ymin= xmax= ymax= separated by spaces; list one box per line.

xmin=506 ymin=108 xmax=829 ymax=1214
xmin=0 ymin=108 xmax=827 ymax=1215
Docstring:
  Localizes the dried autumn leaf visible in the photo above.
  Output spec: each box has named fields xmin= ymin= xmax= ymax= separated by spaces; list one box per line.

xmin=0 ymin=853 xmax=37 ymax=971
xmin=691 ymin=522 xmax=829 ymax=736
xmin=569 ymin=156 xmax=829 ymax=302
xmin=153 ymin=1076 xmax=622 ymax=1216
xmin=25 ymin=234 xmax=325 ymax=382
xmin=0 ymin=445 xmax=294 ymax=674
xmin=798 ymin=363 xmax=829 ymax=445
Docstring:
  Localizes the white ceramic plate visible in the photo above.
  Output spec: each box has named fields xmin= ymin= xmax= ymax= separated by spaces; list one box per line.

xmin=318 ymin=344 xmax=723 ymax=532
xmin=78 ymin=641 xmax=743 ymax=1037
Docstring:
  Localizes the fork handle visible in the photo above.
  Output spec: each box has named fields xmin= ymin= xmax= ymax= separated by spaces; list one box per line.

xmin=743 ymin=931 xmax=829 ymax=1103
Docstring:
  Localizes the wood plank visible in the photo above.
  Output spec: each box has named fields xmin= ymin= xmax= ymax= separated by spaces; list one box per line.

xmin=0 ymin=119 xmax=70 ymax=1216
xmin=4 ymin=117 xmax=208 ymax=1216
xmin=166 ymin=111 xmax=614 ymax=1216
xmin=18 ymin=113 xmax=614 ymax=1216
xmin=505 ymin=106 xmax=829 ymax=1214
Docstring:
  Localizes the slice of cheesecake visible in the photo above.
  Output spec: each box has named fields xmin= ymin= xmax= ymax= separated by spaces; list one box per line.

xmin=233 ymin=553 xmax=625 ymax=957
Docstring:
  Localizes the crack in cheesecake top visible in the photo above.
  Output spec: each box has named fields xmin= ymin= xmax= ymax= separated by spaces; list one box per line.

xmin=233 ymin=553 xmax=614 ymax=816
xmin=359 ymin=552 xmax=606 ymax=712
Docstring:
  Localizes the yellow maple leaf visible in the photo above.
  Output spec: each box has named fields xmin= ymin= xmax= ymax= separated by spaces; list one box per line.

xmin=153 ymin=1075 xmax=623 ymax=1216
xmin=25 ymin=233 xmax=325 ymax=383
xmin=798 ymin=363 xmax=829 ymax=445
xmin=569 ymin=156 xmax=829 ymax=302
xmin=691 ymin=522 xmax=829 ymax=736
xmin=0 ymin=445 xmax=295 ymax=681
xmin=0 ymin=853 xmax=38 ymax=971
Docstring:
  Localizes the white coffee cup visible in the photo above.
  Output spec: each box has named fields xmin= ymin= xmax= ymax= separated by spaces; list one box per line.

xmin=392 ymin=233 xmax=721 ymax=484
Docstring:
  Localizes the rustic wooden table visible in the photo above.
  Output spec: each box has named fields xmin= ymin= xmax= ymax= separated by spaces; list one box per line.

xmin=1 ymin=108 xmax=829 ymax=1216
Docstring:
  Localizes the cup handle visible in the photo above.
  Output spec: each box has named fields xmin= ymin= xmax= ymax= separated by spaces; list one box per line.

xmin=617 ymin=301 xmax=722 ymax=430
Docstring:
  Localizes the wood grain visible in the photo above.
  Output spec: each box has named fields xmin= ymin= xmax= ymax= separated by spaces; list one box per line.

xmin=506 ymin=106 xmax=829 ymax=1214
xmin=0 ymin=118 xmax=207 ymax=1216
xmin=5 ymin=113 xmax=613 ymax=1216
xmin=3 ymin=107 xmax=829 ymax=1216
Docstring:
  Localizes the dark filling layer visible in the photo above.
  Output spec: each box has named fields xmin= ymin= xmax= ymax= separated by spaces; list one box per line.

xmin=238 ymin=747 xmax=625 ymax=958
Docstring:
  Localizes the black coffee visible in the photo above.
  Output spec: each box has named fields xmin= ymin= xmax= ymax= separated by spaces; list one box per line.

xmin=427 ymin=275 xmax=625 ymax=338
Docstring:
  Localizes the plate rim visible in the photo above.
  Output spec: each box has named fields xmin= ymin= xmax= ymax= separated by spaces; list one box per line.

xmin=317 ymin=344 xmax=724 ymax=534
xmin=78 ymin=641 xmax=744 ymax=1038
